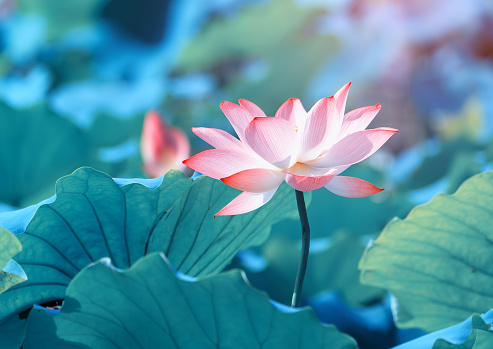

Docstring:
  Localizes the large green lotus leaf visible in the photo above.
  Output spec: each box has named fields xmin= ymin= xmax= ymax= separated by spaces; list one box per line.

xmin=0 ymin=228 xmax=25 ymax=294
xmin=0 ymin=167 xmax=296 ymax=324
xmin=23 ymin=253 xmax=357 ymax=349
xmin=175 ymin=0 xmax=336 ymax=114
xmin=0 ymin=315 xmax=27 ymax=349
xmin=359 ymin=171 xmax=493 ymax=331
xmin=242 ymin=232 xmax=382 ymax=306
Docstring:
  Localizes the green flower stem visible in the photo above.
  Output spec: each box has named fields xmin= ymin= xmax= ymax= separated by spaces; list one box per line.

xmin=291 ymin=189 xmax=310 ymax=308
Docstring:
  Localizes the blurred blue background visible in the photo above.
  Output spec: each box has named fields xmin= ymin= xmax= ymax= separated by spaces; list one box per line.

xmin=2 ymin=0 xmax=493 ymax=347
xmin=2 ymin=0 xmax=493 ymax=208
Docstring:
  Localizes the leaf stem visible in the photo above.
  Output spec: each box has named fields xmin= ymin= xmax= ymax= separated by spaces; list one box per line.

xmin=291 ymin=189 xmax=310 ymax=308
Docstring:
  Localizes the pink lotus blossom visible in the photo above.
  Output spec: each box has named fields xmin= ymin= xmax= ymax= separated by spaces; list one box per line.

xmin=141 ymin=111 xmax=190 ymax=178
xmin=183 ymin=83 xmax=397 ymax=216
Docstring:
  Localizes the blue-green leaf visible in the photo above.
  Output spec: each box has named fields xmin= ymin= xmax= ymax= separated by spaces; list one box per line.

xmin=0 ymin=228 xmax=25 ymax=294
xmin=0 ymin=228 xmax=26 ymax=348
xmin=0 ymin=167 xmax=296 ymax=325
xmin=24 ymin=253 xmax=357 ymax=349
xmin=393 ymin=310 xmax=493 ymax=349
xmin=359 ymin=171 xmax=493 ymax=331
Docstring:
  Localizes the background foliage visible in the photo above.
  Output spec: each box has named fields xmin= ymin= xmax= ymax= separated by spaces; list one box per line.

xmin=1 ymin=0 xmax=493 ymax=348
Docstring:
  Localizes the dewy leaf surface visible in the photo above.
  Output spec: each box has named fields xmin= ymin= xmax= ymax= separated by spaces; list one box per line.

xmin=24 ymin=253 xmax=357 ymax=349
xmin=0 ymin=227 xmax=26 ymax=294
xmin=359 ymin=171 xmax=493 ymax=331
xmin=0 ymin=167 xmax=296 ymax=324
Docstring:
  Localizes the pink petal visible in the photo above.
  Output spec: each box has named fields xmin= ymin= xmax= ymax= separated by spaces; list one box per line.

xmin=334 ymin=82 xmax=351 ymax=120
xmin=182 ymin=149 xmax=264 ymax=180
xmin=338 ymin=104 xmax=381 ymax=140
xmin=275 ymin=98 xmax=307 ymax=129
xmin=285 ymin=169 xmax=337 ymax=192
xmin=325 ymin=176 xmax=384 ymax=198
xmin=215 ymin=188 xmax=278 ymax=216
xmin=299 ymin=96 xmax=340 ymax=162
xmin=220 ymin=101 xmax=254 ymax=141
xmin=244 ymin=117 xmax=296 ymax=169
xmin=221 ymin=168 xmax=284 ymax=193
xmin=312 ymin=127 xmax=398 ymax=168
xmin=192 ymin=127 xmax=246 ymax=151
xmin=333 ymin=164 xmax=351 ymax=175
xmin=239 ymin=99 xmax=266 ymax=117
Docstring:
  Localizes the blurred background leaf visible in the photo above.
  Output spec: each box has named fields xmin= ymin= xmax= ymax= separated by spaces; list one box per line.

xmin=175 ymin=0 xmax=337 ymax=113
xmin=238 ymin=231 xmax=383 ymax=307
xmin=17 ymin=0 xmax=106 ymax=42
xmin=0 ymin=103 xmax=144 ymax=207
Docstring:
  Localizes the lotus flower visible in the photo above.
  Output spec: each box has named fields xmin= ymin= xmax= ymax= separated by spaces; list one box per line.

xmin=183 ymin=83 xmax=397 ymax=216
xmin=141 ymin=111 xmax=190 ymax=178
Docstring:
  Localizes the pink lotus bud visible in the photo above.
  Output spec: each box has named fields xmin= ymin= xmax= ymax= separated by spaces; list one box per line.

xmin=141 ymin=111 xmax=190 ymax=178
